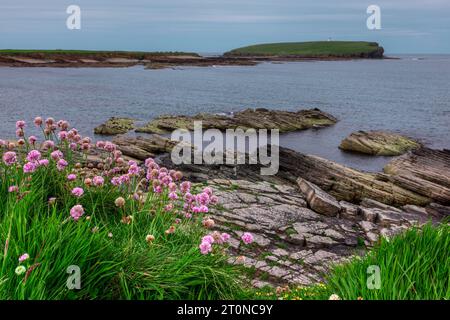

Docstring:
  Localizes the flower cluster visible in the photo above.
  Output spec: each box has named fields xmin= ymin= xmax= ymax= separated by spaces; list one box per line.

xmin=199 ymin=231 xmax=231 ymax=254
xmin=3 ymin=117 xmax=233 ymax=261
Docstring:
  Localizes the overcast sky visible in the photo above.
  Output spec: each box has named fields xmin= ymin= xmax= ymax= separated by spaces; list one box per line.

xmin=0 ymin=0 xmax=449 ymax=53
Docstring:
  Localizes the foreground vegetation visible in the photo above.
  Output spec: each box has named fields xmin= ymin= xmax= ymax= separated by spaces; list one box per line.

xmin=225 ymin=41 xmax=383 ymax=57
xmin=0 ymin=117 xmax=447 ymax=300
xmin=0 ymin=118 xmax=248 ymax=299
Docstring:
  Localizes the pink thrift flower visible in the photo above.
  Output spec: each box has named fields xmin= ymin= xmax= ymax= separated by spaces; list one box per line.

xmin=164 ymin=203 xmax=174 ymax=212
xmin=28 ymin=136 xmax=37 ymax=145
xmin=51 ymin=150 xmax=63 ymax=160
xmin=119 ymin=174 xmax=130 ymax=185
xmin=45 ymin=117 xmax=55 ymax=126
xmin=2 ymin=151 xmax=17 ymax=166
xmin=180 ymin=181 xmax=191 ymax=194
xmin=96 ymin=141 xmax=106 ymax=148
xmin=18 ymin=253 xmax=29 ymax=263
xmin=58 ymin=131 xmax=68 ymax=140
xmin=203 ymin=187 xmax=213 ymax=196
xmin=26 ymin=150 xmax=41 ymax=162
xmin=154 ymin=186 xmax=162 ymax=194
xmin=169 ymin=192 xmax=178 ymax=200
xmin=16 ymin=120 xmax=26 ymax=130
xmin=69 ymin=143 xmax=77 ymax=151
xmin=168 ymin=182 xmax=177 ymax=192
xmin=104 ymin=142 xmax=116 ymax=152
xmin=70 ymin=205 xmax=84 ymax=221
xmin=92 ymin=176 xmax=104 ymax=187
xmin=71 ymin=187 xmax=84 ymax=198
xmin=16 ymin=129 xmax=24 ymax=137
xmin=199 ymin=241 xmax=212 ymax=255
xmin=184 ymin=192 xmax=194 ymax=203
xmin=43 ymin=140 xmax=55 ymax=148
xmin=174 ymin=171 xmax=183 ymax=181
xmin=241 ymin=232 xmax=254 ymax=245
xmin=67 ymin=174 xmax=77 ymax=181
xmin=202 ymin=235 xmax=215 ymax=244
xmin=23 ymin=162 xmax=37 ymax=173
xmin=57 ymin=159 xmax=68 ymax=171
xmin=144 ymin=158 xmax=155 ymax=167
xmin=111 ymin=177 xmax=121 ymax=186
xmin=128 ymin=164 xmax=140 ymax=175
xmin=221 ymin=233 xmax=231 ymax=243
xmin=34 ymin=117 xmax=43 ymax=127
xmin=210 ymin=195 xmax=219 ymax=204
xmin=8 ymin=185 xmax=19 ymax=193
xmin=39 ymin=159 xmax=49 ymax=167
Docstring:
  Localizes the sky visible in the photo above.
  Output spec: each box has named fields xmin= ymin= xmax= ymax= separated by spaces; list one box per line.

xmin=0 ymin=0 xmax=449 ymax=54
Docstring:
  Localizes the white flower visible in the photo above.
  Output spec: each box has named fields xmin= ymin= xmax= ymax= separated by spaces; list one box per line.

xmin=15 ymin=265 xmax=27 ymax=276
xmin=329 ymin=294 xmax=341 ymax=300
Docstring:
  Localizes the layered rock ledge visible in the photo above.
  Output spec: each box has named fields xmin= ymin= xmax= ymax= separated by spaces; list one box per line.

xmin=339 ymin=130 xmax=421 ymax=156
xmin=95 ymin=108 xmax=337 ymax=135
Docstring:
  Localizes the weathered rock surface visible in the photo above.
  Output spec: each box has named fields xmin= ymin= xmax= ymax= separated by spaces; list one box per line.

xmin=206 ymin=178 xmax=442 ymax=287
xmin=112 ymin=135 xmax=180 ymax=159
xmin=339 ymin=130 xmax=420 ymax=156
xmin=135 ymin=108 xmax=337 ymax=134
xmin=297 ymin=178 xmax=341 ymax=216
xmin=384 ymin=148 xmax=450 ymax=205
xmin=94 ymin=117 xmax=135 ymax=135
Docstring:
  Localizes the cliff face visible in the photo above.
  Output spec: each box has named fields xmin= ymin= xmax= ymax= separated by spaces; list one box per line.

xmin=365 ymin=45 xmax=384 ymax=58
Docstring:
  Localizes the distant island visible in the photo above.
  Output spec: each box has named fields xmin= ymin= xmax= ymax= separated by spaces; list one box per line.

xmin=225 ymin=41 xmax=384 ymax=59
xmin=0 ymin=41 xmax=384 ymax=69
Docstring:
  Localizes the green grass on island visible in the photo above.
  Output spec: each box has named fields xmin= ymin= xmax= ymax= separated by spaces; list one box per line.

xmin=225 ymin=41 xmax=384 ymax=57
xmin=0 ymin=49 xmax=200 ymax=58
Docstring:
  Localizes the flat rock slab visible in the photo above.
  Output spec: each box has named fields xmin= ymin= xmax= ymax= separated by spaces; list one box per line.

xmin=339 ymin=130 xmax=420 ymax=156
xmin=297 ymin=178 xmax=341 ymax=216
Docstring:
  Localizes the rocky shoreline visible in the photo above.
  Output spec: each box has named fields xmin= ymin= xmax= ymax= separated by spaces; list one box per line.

xmin=0 ymin=51 xmax=384 ymax=69
xmin=85 ymin=105 xmax=450 ymax=287
xmin=102 ymin=133 xmax=449 ymax=287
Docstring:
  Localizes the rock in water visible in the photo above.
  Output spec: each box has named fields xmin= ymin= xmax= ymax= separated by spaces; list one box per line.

xmin=339 ymin=130 xmax=420 ymax=156
xmin=135 ymin=108 xmax=337 ymax=134
xmin=94 ymin=117 xmax=135 ymax=135
xmin=297 ymin=178 xmax=341 ymax=216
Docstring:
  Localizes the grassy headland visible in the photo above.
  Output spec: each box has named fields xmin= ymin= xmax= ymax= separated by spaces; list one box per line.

xmin=225 ymin=41 xmax=384 ymax=58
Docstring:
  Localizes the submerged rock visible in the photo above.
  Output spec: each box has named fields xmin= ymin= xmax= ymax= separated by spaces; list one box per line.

xmin=135 ymin=108 xmax=337 ymax=134
xmin=339 ymin=130 xmax=420 ymax=156
xmin=94 ymin=117 xmax=135 ymax=135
